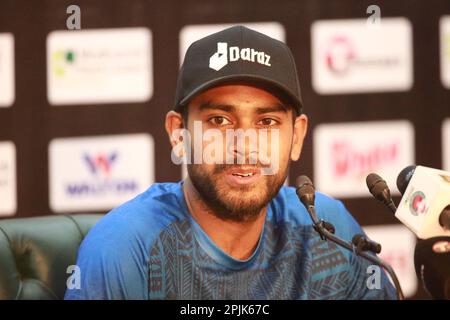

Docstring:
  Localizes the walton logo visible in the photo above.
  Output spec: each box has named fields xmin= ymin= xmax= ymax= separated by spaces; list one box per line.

xmin=209 ymin=42 xmax=271 ymax=71
xmin=65 ymin=151 xmax=138 ymax=196
xmin=83 ymin=152 xmax=118 ymax=177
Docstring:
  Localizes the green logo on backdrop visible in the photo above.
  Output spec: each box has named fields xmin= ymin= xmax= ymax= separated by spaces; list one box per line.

xmin=52 ymin=50 xmax=75 ymax=77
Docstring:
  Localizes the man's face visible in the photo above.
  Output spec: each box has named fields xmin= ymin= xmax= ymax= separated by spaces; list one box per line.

xmin=167 ymin=84 xmax=307 ymax=222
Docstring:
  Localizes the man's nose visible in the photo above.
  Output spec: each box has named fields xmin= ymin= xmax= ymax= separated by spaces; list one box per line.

xmin=226 ymin=130 xmax=259 ymax=164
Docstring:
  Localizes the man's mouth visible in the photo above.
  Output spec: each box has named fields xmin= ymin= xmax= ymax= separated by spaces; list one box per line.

xmin=232 ymin=172 xmax=255 ymax=177
xmin=225 ymin=167 xmax=261 ymax=185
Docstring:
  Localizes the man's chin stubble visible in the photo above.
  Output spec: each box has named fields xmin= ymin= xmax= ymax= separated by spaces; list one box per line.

xmin=188 ymin=166 xmax=285 ymax=223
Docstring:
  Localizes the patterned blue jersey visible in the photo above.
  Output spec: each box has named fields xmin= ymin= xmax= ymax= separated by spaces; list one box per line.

xmin=64 ymin=182 xmax=397 ymax=300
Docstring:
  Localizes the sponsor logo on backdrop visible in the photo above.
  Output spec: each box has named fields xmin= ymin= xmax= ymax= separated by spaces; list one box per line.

xmin=51 ymin=49 xmax=76 ymax=77
xmin=325 ymin=36 xmax=355 ymax=74
xmin=440 ymin=16 xmax=450 ymax=89
xmin=443 ymin=119 xmax=450 ymax=171
xmin=363 ymin=225 xmax=417 ymax=298
xmin=311 ymin=18 xmax=413 ymax=94
xmin=313 ymin=121 xmax=414 ymax=198
xmin=179 ymin=22 xmax=285 ymax=65
xmin=84 ymin=152 xmax=117 ymax=177
xmin=65 ymin=151 xmax=139 ymax=196
xmin=49 ymin=134 xmax=154 ymax=212
xmin=0 ymin=33 xmax=15 ymax=107
xmin=46 ymin=28 xmax=152 ymax=105
xmin=0 ymin=142 xmax=16 ymax=216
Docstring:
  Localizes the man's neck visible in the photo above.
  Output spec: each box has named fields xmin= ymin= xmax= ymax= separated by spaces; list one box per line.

xmin=183 ymin=178 xmax=267 ymax=260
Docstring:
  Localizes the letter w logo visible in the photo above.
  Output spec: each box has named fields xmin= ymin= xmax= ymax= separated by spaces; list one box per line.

xmin=83 ymin=152 xmax=118 ymax=177
xmin=209 ymin=42 xmax=228 ymax=71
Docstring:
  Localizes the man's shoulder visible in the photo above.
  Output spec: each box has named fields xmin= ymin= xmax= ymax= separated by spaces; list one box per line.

xmin=273 ymin=186 xmax=363 ymax=239
xmin=66 ymin=182 xmax=187 ymax=300
xmin=81 ymin=182 xmax=187 ymax=252
xmin=273 ymin=186 xmax=348 ymax=219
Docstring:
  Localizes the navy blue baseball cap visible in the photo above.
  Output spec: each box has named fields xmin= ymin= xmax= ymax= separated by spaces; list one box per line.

xmin=174 ymin=25 xmax=303 ymax=115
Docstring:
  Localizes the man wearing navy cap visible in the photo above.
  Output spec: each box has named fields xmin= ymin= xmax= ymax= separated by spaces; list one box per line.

xmin=65 ymin=26 xmax=397 ymax=300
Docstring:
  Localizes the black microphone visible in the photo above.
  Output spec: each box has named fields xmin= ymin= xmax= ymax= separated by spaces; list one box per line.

xmin=396 ymin=165 xmax=416 ymax=195
xmin=440 ymin=206 xmax=450 ymax=231
xmin=295 ymin=175 xmax=404 ymax=300
xmin=366 ymin=173 xmax=397 ymax=213
xmin=414 ymin=236 xmax=450 ymax=299
xmin=352 ymin=234 xmax=382 ymax=254
xmin=296 ymin=175 xmax=335 ymax=235
xmin=395 ymin=165 xmax=450 ymax=299
xmin=295 ymin=175 xmax=315 ymax=208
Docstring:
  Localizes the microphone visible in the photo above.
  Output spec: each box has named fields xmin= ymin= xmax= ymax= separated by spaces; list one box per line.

xmin=366 ymin=173 xmax=397 ymax=214
xmin=394 ymin=165 xmax=450 ymax=299
xmin=295 ymin=175 xmax=404 ymax=300
xmin=295 ymin=175 xmax=315 ymax=208
xmin=396 ymin=165 xmax=417 ymax=195
xmin=395 ymin=165 xmax=450 ymax=239
xmin=295 ymin=176 xmax=335 ymax=235
xmin=352 ymin=234 xmax=382 ymax=254
xmin=414 ymin=236 xmax=450 ymax=299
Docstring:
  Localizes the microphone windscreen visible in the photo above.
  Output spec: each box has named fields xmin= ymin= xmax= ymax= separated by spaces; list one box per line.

xmin=295 ymin=175 xmax=313 ymax=190
xmin=366 ymin=173 xmax=385 ymax=193
xmin=295 ymin=175 xmax=315 ymax=208
xmin=396 ymin=165 xmax=416 ymax=195
xmin=414 ymin=236 xmax=450 ymax=299
xmin=295 ymin=175 xmax=314 ymax=196
xmin=366 ymin=173 xmax=390 ymax=203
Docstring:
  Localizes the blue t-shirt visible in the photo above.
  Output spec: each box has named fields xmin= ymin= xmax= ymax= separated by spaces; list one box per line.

xmin=65 ymin=182 xmax=397 ymax=300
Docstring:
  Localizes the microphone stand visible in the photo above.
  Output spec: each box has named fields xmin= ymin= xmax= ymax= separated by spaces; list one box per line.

xmin=306 ymin=204 xmax=405 ymax=300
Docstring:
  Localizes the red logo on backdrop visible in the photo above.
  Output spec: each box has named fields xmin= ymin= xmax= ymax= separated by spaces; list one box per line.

xmin=380 ymin=250 xmax=408 ymax=271
xmin=331 ymin=141 xmax=399 ymax=178
xmin=325 ymin=36 xmax=356 ymax=74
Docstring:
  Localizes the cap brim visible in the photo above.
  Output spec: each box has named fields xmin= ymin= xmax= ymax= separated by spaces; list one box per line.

xmin=177 ymin=74 xmax=302 ymax=115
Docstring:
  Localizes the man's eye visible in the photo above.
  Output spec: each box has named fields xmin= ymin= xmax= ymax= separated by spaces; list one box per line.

xmin=258 ymin=118 xmax=278 ymax=126
xmin=209 ymin=116 xmax=231 ymax=126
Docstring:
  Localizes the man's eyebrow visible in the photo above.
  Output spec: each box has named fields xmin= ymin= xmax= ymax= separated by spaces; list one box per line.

xmin=197 ymin=101 xmax=289 ymax=115
xmin=255 ymin=103 xmax=289 ymax=115
xmin=198 ymin=101 xmax=236 ymax=113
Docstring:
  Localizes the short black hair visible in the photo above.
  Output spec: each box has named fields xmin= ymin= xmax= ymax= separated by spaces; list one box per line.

xmin=181 ymin=105 xmax=189 ymax=124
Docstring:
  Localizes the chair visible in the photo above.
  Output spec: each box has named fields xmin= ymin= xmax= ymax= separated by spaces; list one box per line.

xmin=0 ymin=214 xmax=103 ymax=300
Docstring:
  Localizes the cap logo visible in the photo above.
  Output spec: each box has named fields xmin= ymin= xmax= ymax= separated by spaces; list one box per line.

xmin=209 ymin=42 xmax=271 ymax=71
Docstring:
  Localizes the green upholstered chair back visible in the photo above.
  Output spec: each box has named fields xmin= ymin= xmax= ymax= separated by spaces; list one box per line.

xmin=0 ymin=214 xmax=103 ymax=300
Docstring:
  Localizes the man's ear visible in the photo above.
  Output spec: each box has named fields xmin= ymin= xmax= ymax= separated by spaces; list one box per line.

xmin=290 ymin=114 xmax=308 ymax=162
xmin=165 ymin=110 xmax=185 ymax=149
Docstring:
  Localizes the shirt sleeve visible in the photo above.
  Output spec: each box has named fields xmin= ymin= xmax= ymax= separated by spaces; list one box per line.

xmin=64 ymin=213 xmax=149 ymax=300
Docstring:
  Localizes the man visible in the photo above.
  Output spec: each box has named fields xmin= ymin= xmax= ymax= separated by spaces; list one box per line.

xmin=65 ymin=26 xmax=396 ymax=300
